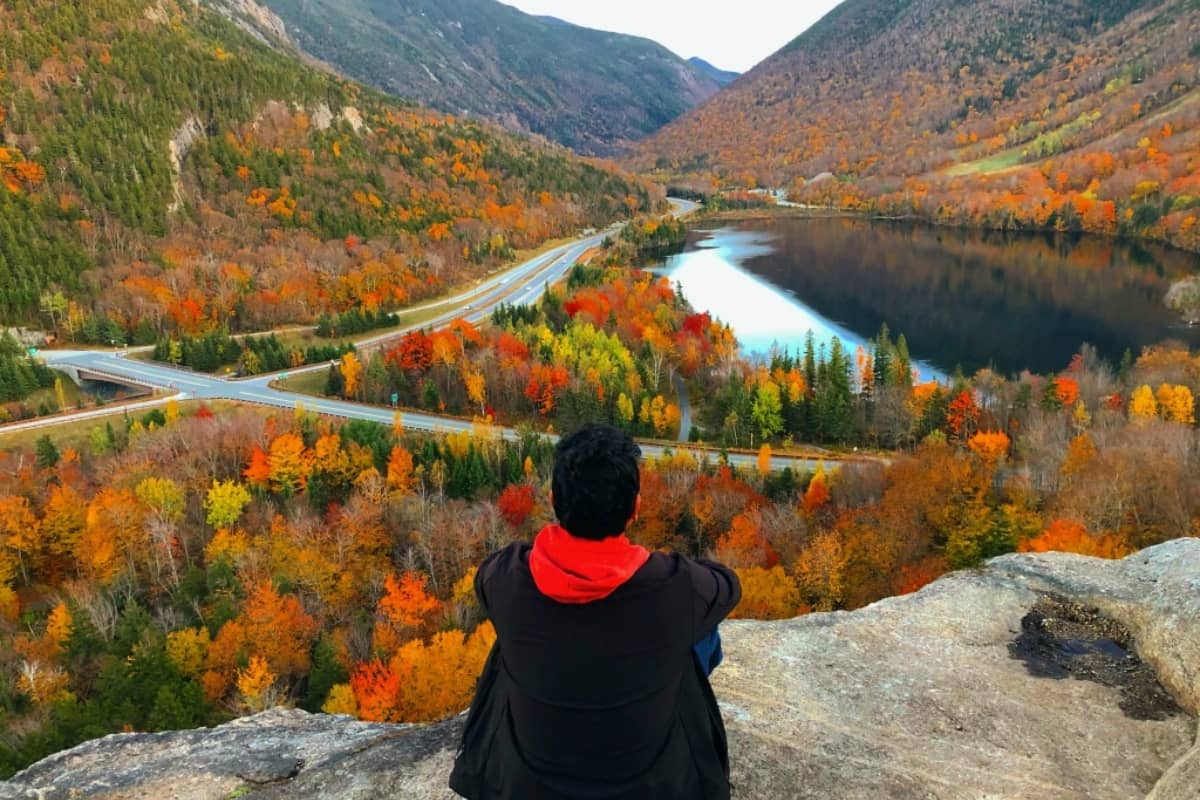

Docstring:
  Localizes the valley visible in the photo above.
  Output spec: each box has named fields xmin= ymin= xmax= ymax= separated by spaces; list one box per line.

xmin=1 ymin=0 xmax=1199 ymax=790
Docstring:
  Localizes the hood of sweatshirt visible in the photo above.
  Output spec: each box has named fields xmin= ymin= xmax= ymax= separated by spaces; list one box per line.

xmin=528 ymin=524 xmax=651 ymax=604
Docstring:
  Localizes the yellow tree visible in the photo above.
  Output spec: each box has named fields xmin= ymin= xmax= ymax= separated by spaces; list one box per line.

xmin=340 ymin=352 xmax=363 ymax=399
xmin=267 ymin=432 xmax=312 ymax=495
xmin=967 ymin=431 xmax=1010 ymax=467
xmin=135 ymin=477 xmax=185 ymax=523
xmin=1060 ymin=434 xmax=1097 ymax=481
xmin=1129 ymin=385 xmax=1158 ymax=421
xmin=79 ymin=489 xmax=143 ymax=584
xmin=616 ymin=393 xmax=635 ymax=426
xmin=236 ymin=655 xmax=279 ymax=713
xmin=322 ymin=683 xmax=358 ymax=717
xmin=463 ymin=366 xmax=487 ymax=417
xmin=756 ymin=444 xmax=773 ymax=478
xmin=41 ymin=484 xmax=86 ymax=562
xmin=648 ymin=395 xmax=672 ymax=437
xmin=386 ymin=446 xmax=416 ymax=495
xmin=166 ymin=627 xmax=210 ymax=677
xmin=43 ymin=602 xmax=72 ymax=658
xmin=385 ymin=622 xmax=497 ymax=722
xmin=0 ymin=496 xmax=42 ymax=583
xmin=312 ymin=432 xmax=355 ymax=488
xmin=17 ymin=662 xmax=71 ymax=708
xmin=793 ymin=531 xmax=847 ymax=611
xmin=730 ymin=566 xmax=801 ymax=620
xmin=53 ymin=377 xmax=67 ymax=412
xmin=205 ymin=480 xmax=252 ymax=529
xmin=1156 ymin=384 xmax=1195 ymax=424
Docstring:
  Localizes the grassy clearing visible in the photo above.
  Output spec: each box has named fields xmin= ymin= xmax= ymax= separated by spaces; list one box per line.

xmin=26 ymin=373 xmax=86 ymax=408
xmin=944 ymin=148 xmax=1025 ymax=177
xmin=0 ymin=413 xmax=114 ymax=454
xmin=1 ymin=372 xmax=103 ymax=422
xmin=392 ymin=304 xmax=456 ymax=329
xmin=273 ymin=370 xmax=328 ymax=396
xmin=0 ymin=400 xmax=247 ymax=454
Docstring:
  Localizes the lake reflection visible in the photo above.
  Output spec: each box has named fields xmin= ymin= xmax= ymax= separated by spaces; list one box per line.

xmin=660 ymin=217 xmax=1200 ymax=376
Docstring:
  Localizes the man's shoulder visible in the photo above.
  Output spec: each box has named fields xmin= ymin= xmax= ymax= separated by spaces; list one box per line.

xmin=635 ymin=551 xmax=709 ymax=583
xmin=636 ymin=552 xmax=738 ymax=590
xmin=638 ymin=550 xmax=682 ymax=577
xmin=478 ymin=540 xmax=532 ymax=583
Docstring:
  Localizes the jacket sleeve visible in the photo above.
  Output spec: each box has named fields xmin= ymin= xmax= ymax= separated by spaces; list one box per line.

xmin=474 ymin=545 xmax=509 ymax=617
xmin=686 ymin=557 xmax=741 ymax=637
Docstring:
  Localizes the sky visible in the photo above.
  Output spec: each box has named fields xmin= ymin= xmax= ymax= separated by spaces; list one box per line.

xmin=500 ymin=1 xmax=844 ymax=74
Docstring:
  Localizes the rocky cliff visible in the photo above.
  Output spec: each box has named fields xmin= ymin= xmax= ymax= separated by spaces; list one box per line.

xmin=4 ymin=540 xmax=1198 ymax=800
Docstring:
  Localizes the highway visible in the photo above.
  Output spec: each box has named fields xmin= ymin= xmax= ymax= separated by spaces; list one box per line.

xmin=6 ymin=198 xmax=854 ymax=473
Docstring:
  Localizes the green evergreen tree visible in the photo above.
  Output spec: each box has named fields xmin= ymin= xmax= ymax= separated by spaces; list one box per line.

xmin=35 ymin=435 xmax=60 ymax=469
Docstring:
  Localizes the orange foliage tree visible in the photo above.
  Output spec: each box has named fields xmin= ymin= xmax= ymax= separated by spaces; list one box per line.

xmin=1018 ymin=519 xmax=1131 ymax=560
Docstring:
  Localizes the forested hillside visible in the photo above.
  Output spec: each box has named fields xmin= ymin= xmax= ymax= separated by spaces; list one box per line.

xmin=0 ymin=0 xmax=656 ymax=334
xmin=259 ymin=0 xmax=725 ymax=155
xmin=636 ymin=0 xmax=1200 ymax=252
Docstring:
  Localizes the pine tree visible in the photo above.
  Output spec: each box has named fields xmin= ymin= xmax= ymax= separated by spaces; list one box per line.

xmin=873 ymin=323 xmax=893 ymax=389
xmin=816 ymin=338 xmax=854 ymax=443
xmin=35 ymin=435 xmax=60 ymax=469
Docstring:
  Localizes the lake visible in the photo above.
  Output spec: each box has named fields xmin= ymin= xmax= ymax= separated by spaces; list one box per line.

xmin=658 ymin=217 xmax=1200 ymax=377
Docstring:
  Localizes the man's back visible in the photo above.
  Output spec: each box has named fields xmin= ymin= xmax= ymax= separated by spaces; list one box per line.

xmin=449 ymin=424 xmax=741 ymax=799
xmin=450 ymin=540 xmax=740 ymax=799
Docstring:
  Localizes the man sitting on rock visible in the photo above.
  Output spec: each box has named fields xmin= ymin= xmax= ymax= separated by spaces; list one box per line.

xmin=450 ymin=423 xmax=741 ymax=800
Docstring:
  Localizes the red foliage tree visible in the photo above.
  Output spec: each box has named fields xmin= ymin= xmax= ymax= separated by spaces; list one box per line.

xmin=386 ymin=331 xmax=434 ymax=373
xmin=497 ymin=484 xmax=536 ymax=529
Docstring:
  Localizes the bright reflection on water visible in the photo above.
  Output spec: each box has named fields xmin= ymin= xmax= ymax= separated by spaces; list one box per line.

xmin=659 ymin=227 xmax=946 ymax=380
xmin=659 ymin=218 xmax=1200 ymax=378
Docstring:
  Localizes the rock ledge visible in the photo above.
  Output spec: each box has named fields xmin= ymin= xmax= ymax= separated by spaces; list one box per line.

xmin=3 ymin=540 xmax=1198 ymax=800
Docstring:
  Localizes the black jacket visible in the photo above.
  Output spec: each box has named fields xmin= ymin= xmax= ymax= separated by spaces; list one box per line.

xmin=449 ymin=542 xmax=741 ymax=799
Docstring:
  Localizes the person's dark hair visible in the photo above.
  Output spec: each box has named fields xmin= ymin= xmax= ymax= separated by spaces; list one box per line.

xmin=551 ymin=424 xmax=641 ymax=540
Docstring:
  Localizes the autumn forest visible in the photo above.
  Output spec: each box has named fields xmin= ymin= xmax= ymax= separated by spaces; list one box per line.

xmin=2 ymin=0 xmax=1200 ymax=779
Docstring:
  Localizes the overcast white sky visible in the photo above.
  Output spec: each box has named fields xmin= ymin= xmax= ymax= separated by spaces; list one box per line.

xmin=500 ymin=1 xmax=843 ymax=73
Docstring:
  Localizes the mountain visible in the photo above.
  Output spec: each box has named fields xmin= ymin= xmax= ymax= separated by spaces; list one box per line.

xmin=636 ymin=0 xmax=1200 ymax=252
xmin=686 ymin=57 xmax=739 ymax=88
xmin=256 ymin=0 xmax=726 ymax=154
xmin=0 ymin=0 xmax=656 ymax=332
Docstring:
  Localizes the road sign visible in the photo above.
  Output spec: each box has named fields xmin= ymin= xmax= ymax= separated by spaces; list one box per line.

xmin=27 ymin=348 xmax=38 ymax=357
xmin=391 ymin=393 xmax=399 ymax=407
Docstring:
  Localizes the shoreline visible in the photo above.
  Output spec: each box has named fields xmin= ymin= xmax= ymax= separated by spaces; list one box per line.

xmin=690 ymin=204 xmax=1200 ymax=258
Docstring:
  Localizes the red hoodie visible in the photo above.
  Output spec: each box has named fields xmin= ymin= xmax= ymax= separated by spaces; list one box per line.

xmin=528 ymin=524 xmax=650 ymax=604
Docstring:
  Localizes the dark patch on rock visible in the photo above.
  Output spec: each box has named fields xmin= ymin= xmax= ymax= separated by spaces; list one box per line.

xmin=1009 ymin=595 xmax=1184 ymax=721
xmin=238 ymin=754 xmax=304 ymax=784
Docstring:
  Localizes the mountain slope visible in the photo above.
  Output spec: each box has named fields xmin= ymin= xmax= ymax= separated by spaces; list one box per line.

xmin=636 ymin=0 xmax=1200 ymax=251
xmin=687 ymin=57 xmax=739 ymax=88
xmin=0 ymin=0 xmax=656 ymax=333
xmin=258 ymin=0 xmax=725 ymax=154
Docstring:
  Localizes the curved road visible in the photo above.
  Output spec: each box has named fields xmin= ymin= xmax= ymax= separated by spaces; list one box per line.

xmin=7 ymin=199 xmax=859 ymax=473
